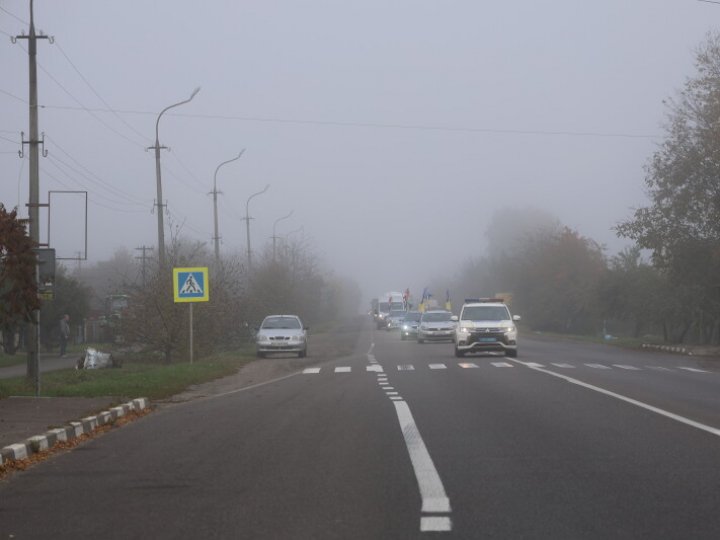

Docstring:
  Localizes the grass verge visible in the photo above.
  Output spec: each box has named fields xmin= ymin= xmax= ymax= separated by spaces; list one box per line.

xmin=0 ymin=348 xmax=256 ymax=400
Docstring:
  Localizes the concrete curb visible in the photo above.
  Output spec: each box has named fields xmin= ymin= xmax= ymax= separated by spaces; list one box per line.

xmin=641 ymin=343 xmax=691 ymax=355
xmin=0 ymin=397 xmax=150 ymax=466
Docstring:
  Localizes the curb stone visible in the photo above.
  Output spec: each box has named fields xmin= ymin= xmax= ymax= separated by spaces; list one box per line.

xmin=0 ymin=397 xmax=150 ymax=466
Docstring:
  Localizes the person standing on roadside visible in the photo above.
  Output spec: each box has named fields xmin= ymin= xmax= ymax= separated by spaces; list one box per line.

xmin=59 ymin=314 xmax=70 ymax=357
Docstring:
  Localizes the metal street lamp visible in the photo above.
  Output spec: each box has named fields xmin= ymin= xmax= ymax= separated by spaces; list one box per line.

xmin=272 ymin=210 xmax=294 ymax=261
xmin=211 ymin=149 xmax=245 ymax=261
xmin=150 ymin=87 xmax=200 ymax=270
xmin=243 ymin=184 xmax=270 ymax=271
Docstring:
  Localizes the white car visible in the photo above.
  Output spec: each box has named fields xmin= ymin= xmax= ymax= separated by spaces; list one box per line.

xmin=454 ymin=299 xmax=520 ymax=357
xmin=255 ymin=315 xmax=308 ymax=358
xmin=417 ymin=310 xmax=457 ymax=343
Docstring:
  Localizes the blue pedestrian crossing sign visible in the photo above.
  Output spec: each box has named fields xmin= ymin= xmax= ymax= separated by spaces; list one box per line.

xmin=173 ymin=267 xmax=209 ymax=303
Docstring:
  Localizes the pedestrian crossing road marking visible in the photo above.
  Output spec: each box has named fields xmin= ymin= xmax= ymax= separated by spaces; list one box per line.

xmin=299 ymin=363 xmax=715 ymax=375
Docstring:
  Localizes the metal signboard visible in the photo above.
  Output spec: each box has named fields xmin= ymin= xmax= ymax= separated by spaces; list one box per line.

xmin=173 ymin=267 xmax=209 ymax=303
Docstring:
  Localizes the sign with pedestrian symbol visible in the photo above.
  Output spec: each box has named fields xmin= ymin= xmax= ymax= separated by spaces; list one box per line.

xmin=173 ymin=267 xmax=209 ymax=303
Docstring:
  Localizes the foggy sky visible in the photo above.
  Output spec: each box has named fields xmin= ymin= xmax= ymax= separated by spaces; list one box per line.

xmin=0 ymin=0 xmax=716 ymax=302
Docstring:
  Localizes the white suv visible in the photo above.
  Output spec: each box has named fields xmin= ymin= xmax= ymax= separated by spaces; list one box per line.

xmin=454 ymin=299 xmax=520 ymax=358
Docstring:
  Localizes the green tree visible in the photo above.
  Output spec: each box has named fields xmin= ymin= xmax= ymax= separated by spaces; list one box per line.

xmin=0 ymin=204 xmax=38 ymax=354
xmin=617 ymin=33 xmax=720 ymax=344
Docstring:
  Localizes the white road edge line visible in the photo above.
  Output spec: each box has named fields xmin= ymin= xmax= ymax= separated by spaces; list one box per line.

xmin=392 ymin=400 xmax=452 ymax=529
xmin=510 ymin=360 xmax=720 ymax=438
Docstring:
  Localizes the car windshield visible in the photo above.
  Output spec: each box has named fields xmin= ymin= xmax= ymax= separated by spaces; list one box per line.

xmin=390 ymin=302 xmax=405 ymax=311
xmin=390 ymin=310 xmax=406 ymax=318
xmin=422 ymin=312 xmax=453 ymax=322
xmin=262 ymin=317 xmax=301 ymax=329
xmin=378 ymin=302 xmax=390 ymax=312
xmin=404 ymin=312 xmax=421 ymax=322
xmin=461 ymin=305 xmax=511 ymax=321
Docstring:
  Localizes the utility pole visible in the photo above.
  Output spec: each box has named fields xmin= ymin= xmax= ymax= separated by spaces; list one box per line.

xmin=243 ymin=184 xmax=270 ymax=272
xmin=210 ymin=149 xmax=245 ymax=262
xmin=272 ymin=210 xmax=294 ymax=261
xmin=14 ymin=0 xmax=52 ymax=386
xmin=75 ymin=251 xmax=82 ymax=275
xmin=147 ymin=88 xmax=200 ymax=271
xmin=135 ymin=246 xmax=154 ymax=287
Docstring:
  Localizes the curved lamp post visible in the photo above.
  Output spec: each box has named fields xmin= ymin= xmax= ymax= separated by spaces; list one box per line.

xmin=152 ymin=87 xmax=200 ymax=270
xmin=211 ymin=149 xmax=245 ymax=261
xmin=243 ymin=184 xmax=270 ymax=271
xmin=272 ymin=210 xmax=294 ymax=261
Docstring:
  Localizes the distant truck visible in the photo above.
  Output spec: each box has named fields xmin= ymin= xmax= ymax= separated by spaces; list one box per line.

xmin=376 ymin=291 xmax=405 ymax=329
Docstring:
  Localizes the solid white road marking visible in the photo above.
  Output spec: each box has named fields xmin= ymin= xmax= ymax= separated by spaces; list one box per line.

xmin=613 ymin=364 xmax=641 ymax=370
xmin=302 ymin=368 xmax=321 ymax=374
xmin=334 ymin=367 xmax=351 ymax=373
xmin=458 ymin=363 xmax=478 ymax=369
xmin=510 ymin=360 xmax=720 ymax=438
xmin=491 ymin=362 xmax=513 ymax=368
xmin=585 ymin=363 xmax=611 ymax=369
xmin=678 ymin=367 xmax=709 ymax=373
xmin=366 ymin=365 xmax=384 ymax=372
xmin=392 ymin=400 xmax=452 ymax=522
xmin=428 ymin=364 xmax=447 ymax=370
xmin=420 ymin=517 xmax=452 ymax=532
xmin=646 ymin=366 xmax=672 ymax=371
xmin=551 ymin=363 xmax=575 ymax=368
xmin=398 ymin=364 xmax=415 ymax=371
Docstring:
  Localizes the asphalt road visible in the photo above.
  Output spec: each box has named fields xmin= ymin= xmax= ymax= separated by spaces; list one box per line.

xmin=2 ymin=325 xmax=720 ymax=539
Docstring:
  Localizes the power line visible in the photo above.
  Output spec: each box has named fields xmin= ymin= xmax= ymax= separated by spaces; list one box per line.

xmin=0 ymin=87 xmax=27 ymax=103
xmin=0 ymin=5 xmax=28 ymax=25
xmin=13 ymin=41 xmax=148 ymax=149
xmin=38 ymin=103 xmax=661 ymax=139
xmin=45 ymin=135 xmax=147 ymax=205
xmin=53 ymin=39 xmax=151 ymax=145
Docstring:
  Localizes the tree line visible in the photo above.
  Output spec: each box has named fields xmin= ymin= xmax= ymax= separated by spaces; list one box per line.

xmin=447 ymin=33 xmax=720 ymax=345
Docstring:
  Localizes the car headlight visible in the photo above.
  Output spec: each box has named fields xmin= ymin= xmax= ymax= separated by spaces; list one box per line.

xmin=457 ymin=327 xmax=470 ymax=335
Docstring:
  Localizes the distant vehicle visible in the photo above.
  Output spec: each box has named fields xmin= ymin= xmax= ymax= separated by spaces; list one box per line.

xmin=454 ymin=298 xmax=520 ymax=358
xmin=417 ymin=310 xmax=457 ymax=343
xmin=400 ymin=311 xmax=422 ymax=340
xmin=255 ymin=314 xmax=308 ymax=358
xmin=385 ymin=309 xmax=407 ymax=331
xmin=376 ymin=291 xmax=405 ymax=329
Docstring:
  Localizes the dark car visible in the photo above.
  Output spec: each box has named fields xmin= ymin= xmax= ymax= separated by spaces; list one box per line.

xmin=400 ymin=311 xmax=422 ymax=340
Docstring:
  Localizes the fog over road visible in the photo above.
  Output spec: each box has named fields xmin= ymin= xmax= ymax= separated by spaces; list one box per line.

xmin=2 ymin=324 xmax=720 ymax=539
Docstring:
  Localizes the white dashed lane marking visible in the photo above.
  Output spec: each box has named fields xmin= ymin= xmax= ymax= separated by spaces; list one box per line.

xmin=551 ymin=363 xmax=575 ymax=368
xmin=458 ymin=363 xmax=479 ymax=369
xmin=585 ymin=363 xmax=611 ymax=369
xmin=334 ymin=367 xmax=351 ymax=373
xmin=678 ymin=367 xmax=709 ymax=373
xmin=428 ymin=364 xmax=447 ymax=370
xmin=398 ymin=364 xmax=415 ymax=371
xmin=366 ymin=365 xmax=384 ymax=372
xmin=302 ymin=368 xmax=321 ymax=374
xmin=614 ymin=364 xmax=641 ymax=370
xmin=491 ymin=362 xmax=513 ymax=368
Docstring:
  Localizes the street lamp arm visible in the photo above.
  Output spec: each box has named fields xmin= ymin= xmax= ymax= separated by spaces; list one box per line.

xmin=272 ymin=209 xmax=294 ymax=237
xmin=213 ymin=149 xmax=245 ymax=191
xmin=155 ymin=87 xmax=202 ymax=143
xmin=245 ymin=184 xmax=270 ymax=217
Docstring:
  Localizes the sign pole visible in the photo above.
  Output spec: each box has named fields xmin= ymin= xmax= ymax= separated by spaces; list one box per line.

xmin=189 ymin=303 xmax=194 ymax=364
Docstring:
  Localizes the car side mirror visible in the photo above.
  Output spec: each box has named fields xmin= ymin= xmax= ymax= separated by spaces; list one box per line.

xmin=451 ymin=315 xmax=458 ymax=322
xmin=513 ymin=315 xmax=521 ymax=321
xmin=304 ymin=326 xmax=310 ymax=332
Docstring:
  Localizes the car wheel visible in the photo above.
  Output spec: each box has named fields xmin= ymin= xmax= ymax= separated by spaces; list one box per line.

xmin=256 ymin=351 xmax=265 ymax=358
xmin=401 ymin=334 xmax=406 ymax=341
xmin=506 ymin=349 xmax=518 ymax=358
xmin=454 ymin=346 xmax=464 ymax=358
xmin=298 ymin=348 xmax=307 ymax=358
xmin=418 ymin=338 xmax=424 ymax=344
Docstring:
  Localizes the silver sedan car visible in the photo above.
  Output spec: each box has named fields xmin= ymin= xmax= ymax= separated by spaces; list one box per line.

xmin=255 ymin=315 xmax=308 ymax=358
xmin=417 ymin=310 xmax=457 ymax=343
